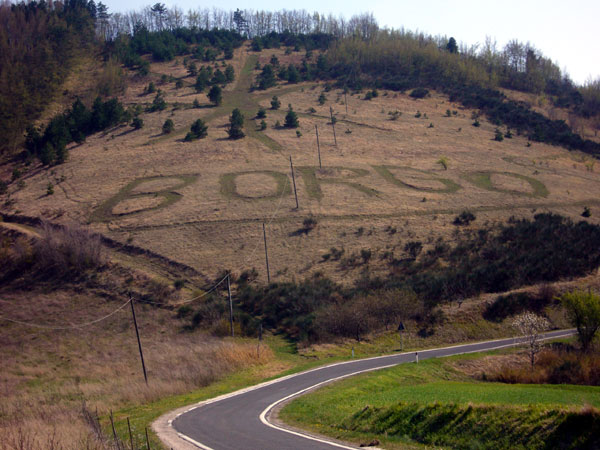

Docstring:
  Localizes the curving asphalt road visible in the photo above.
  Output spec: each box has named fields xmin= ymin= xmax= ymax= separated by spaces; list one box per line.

xmin=162 ymin=329 xmax=575 ymax=450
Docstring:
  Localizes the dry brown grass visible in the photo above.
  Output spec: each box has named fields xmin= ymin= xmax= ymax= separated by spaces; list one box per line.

xmin=0 ymin=286 xmax=273 ymax=449
xmin=3 ymin=46 xmax=600 ymax=287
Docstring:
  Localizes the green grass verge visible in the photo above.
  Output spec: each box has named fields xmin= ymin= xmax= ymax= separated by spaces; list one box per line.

xmin=281 ymin=352 xmax=600 ymax=450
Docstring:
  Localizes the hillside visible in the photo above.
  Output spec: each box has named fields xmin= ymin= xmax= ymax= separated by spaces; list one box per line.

xmin=2 ymin=44 xmax=599 ymax=286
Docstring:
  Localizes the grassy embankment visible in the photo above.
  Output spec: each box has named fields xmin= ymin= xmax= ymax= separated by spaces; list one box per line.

xmin=281 ymin=350 xmax=600 ymax=450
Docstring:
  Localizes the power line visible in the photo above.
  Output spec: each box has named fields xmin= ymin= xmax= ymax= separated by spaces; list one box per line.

xmin=0 ymin=298 xmax=132 ymax=330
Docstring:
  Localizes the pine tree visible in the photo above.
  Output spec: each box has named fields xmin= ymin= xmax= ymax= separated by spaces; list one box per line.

xmin=227 ymin=108 xmax=245 ymax=139
xmin=208 ymin=85 xmax=222 ymax=106
xmin=284 ymin=107 xmax=299 ymax=128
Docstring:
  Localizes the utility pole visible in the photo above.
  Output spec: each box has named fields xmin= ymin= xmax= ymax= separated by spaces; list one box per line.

xmin=315 ymin=125 xmax=322 ymax=168
xmin=227 ymin=273 xmax=234 ymax=337
xmin=130 ymin=295 xmax=148 ymax=385
xmin=344 ymin=90 xmax=348 ymax=115
xmin=262 ymin=223 xmax=270 ymax=284
xmin=257 ymin=322 xmax=263 ymax=358
xmin=289 ymin=156 xmax=299 ymax=209
xmin=330 ymin=106 xmax=337 ymax=146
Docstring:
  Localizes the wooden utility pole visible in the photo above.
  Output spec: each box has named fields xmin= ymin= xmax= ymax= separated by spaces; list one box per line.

xmin=330 ymin=106 xmax=337 ymax=146
xmin=130 ymin=296 xmax=148 ymax=385
xmin=257 ymin=322 xmax=263 ymax=358
xmin=227 ymin=273 xmax=234 ymax=337
xmin=344 ymin=90 xmax=348 ymax=115
xmin=262 ymin=223 xmax=271 ymax=283
xmin=289 ymin=156 xmax=299 ymax=209
xmin=145 ymin=427 xmax=151 ymax=450
xmin=315 ymin=125 xmax=322 ymax=168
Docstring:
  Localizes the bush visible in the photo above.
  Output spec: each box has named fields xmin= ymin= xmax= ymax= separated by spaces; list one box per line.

xmin=256 ymin=108 xmax=266 ymax=119
xmin=494 ymin=128 xmax=504 ymax=141
xmin=162 ymin=119 xmax=174 ymax=134
xmin=34 ymin=222 xmax=105 ymax=279
xmin=46 ymin=183 xmax=54 ymax=196
xmin=453 ymin=210 xmax=475 ymax=225
xmin=582 ymin=206 xmax=592 ymax=217
xmin=185 ymin=119 xmax=208 ymax=141
xmin=129 ymin=116 xmax=142 ymax=130
xmin=483 ymin=292 xmax=552 ymax=322
xmin=271 ymin=95 xmax=281 ymax=110
xmin=318 ymin=93 xmax=327 ymax=105
xmin=260 ymin=120 xmax=267 ymax=130
xmin=410 ymin=87 xmax=429 ymax=99
xmin=0 ymin=180 xmax=8 ymax=195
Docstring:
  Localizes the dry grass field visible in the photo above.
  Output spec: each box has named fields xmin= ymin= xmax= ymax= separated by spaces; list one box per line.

xmin=4 ymin=44 xmax=600 ymax=285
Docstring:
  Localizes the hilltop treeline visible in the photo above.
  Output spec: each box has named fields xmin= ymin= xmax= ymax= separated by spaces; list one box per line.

xmin=323 ymin=33 xmax=600 ymax=155
xmin=3 ymin=3 xmax=600 ymax=157
xmin=0 ymin=0 xmax=97 ymax=154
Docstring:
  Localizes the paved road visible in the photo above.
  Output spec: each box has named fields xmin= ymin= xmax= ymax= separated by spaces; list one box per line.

xmin=170 ymin=329 xmax=575 ymax=450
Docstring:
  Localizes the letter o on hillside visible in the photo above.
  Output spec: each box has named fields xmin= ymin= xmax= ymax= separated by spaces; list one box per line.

xmin=220 ymin=170 xmax=291 ymax=200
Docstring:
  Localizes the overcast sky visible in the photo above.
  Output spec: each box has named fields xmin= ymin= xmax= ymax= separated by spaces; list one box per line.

xmin=101 ymin=0 xmax=599 ymax=85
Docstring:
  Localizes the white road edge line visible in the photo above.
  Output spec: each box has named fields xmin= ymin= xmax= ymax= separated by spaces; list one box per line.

xmin=168 ymin=329 xmax=576 ymax=449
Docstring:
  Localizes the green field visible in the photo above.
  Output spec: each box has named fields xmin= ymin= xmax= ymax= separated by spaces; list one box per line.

xmin=280 ymin=353 xmax=600 ymax=449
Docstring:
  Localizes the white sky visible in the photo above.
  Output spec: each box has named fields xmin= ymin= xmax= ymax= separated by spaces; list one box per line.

xmin=101 ymin=0 xmax=600 ymax=85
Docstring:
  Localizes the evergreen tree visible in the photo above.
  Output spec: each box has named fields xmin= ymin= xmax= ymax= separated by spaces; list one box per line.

xmin=162 ymin=118 xmax=174 ymax=134
xmin=271 ymin=95 xmax=281 ymax=110
xmin=446 ymin=37 xmax=458 ymax=54
xmin=184 ymin=119 xmax=207 ymax=141
xmin=225 ymin=65 xmax=235 ymax=83
xmin=287 ymin=64 xmax=299 ymax=83
xmin=284 ymin=106 xmax=299 ymax=128
xmin=227 ymin=108 xmax=245 ymax=139
xmin=208 ymin=85 xmax=222 ymax=106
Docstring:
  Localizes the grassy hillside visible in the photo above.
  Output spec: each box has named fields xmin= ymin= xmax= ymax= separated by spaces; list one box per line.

xmin=280 ymin=351 xmax=600 ymax=449
xmin=2 ymin=44 xmax=600 ymax=286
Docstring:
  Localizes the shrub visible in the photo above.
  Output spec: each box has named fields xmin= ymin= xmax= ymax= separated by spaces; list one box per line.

xmin=131 ymin=117 xmax=144 ymax=129
xmin=174 ymin=279 xmax=185 ymax=290
xmin=271 ymin=95 xmax=281 ymax=110
xmin=437 ymin=156 xmax=448 ymax=170
xmin=175 ymin=79 xmax=183 ymax=89
xmin=260 ymin=120 xmax=267 ymax=130
xmin=296 ymin=130 xmax=302 ymax=138
xmin=453 ymin=210 xmax=475 ymax=225
xmin=582 ymin=206 xmax=592 ymax=217
xmin=162 ymin=119 xmax=174 ymax=134
xmin=149 ymin=92 xmax=166 ymax=112
xmin=494 ymin=128 xmax=504 ymax=141
xmin=256 ymin=108 xmax=266 ymax=119
xmin=483 ymin=292 xmax=552 ymax=322
xmin=34 ymin=222 xmax=105 ymax=279
xmin=193 ymin=99 xmax=201 ymax=108
xmin=410 ymin=87 xmax=429 ymax=98
xmin=0 ymin=180 xmax=7 ymax=195
xmin=185 ymin=119 xmax=208 ymax=141
xmin=415 ymin=111 xmax=422 ymax=118
xmin=472 ymin=119 xmax=481 ymax=127
xmin=389 ymin=110 xmax=401 ymax=120
xmin=318 ymin=93 xmax=327 ymax=105
xmin=46 ymin=183 xmax=54 ymax=195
